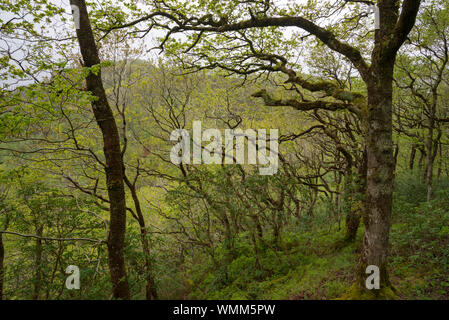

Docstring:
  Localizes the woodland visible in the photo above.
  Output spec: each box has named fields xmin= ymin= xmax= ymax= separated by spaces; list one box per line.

xmin=0 ymin=0 xmax=448 ymax=300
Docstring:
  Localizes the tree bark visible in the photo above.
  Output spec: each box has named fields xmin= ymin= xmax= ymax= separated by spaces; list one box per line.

xmin=343 ymin=168 xmax=358 ymax=241
xmin=70 ymin=0 xmax=129 ymax=299
xmin=352 ymin=0 xmax=422 ymax=297
xmin=357 ymin=77 xmax=395 ymax=294
xmin=425 ymin=100 xmax=436 ymax=201
xmin=437 ymin=141 xmax=442 ymax=181
xmin=124 ymin=177 xmax=158 ymax=300
xmin=32 ymin=225 xmax=43 ymax=300
xmin=0 ymin=233 xmax=4 ymax=300
xmin=409 ymin=145 xmax=416 ymax=171
xmin=344 ymin=150 xmax=367 ymax=242
xmin=393 ymin=144 xmax=399 ymax=173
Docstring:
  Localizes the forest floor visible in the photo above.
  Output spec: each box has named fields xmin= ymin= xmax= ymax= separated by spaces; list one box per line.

xmin=188 ymin=184 xmax=449 ymax=300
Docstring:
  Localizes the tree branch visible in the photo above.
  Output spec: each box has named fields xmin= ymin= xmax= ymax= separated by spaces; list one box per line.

xmin=252 ymin=89 xmax=362 ymax=116
xmin=106 ymin=11 xmax=370 ymax=80
xmin=385 ymin=0 xmax=422 ymax=58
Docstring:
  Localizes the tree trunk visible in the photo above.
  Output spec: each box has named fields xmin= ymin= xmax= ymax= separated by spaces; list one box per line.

xmin=356 ymin=68 xmax=396 ymax=296
xmin=140 ymin=227 xmax=158 ymax=300
xmin=344 ymin=150 xmax=367 ymax=242
xmin=32 ymin=225 xmax=43 ymax=300
xmin=352 ymin=1 xmax=422 ymax=297
xmin=425 ymin=102 xmax=436 ymax=202
xmin=437 ymin=141 xmax=442 ymax=181
xmin=222 ymin=213 xmax=235 ymax=283
xmin=0 ymin=233 xmax=4 ymax=300
xmin=418 ymin=148 xmax=425 ymax=178
xmin=409 ymin=145 xmax=416 ymax=171
xmin=125 ymin=177 xmax=158 ymax=300
xmin=223 ymin=215 xmax=234 ymax=265
xmin=70 ymin=0 xmax=129 ymax=299
xmin=344 ymin=168 xmax=358 ymax=241
xmin=393 ymin=144 xmax=399 ymax=173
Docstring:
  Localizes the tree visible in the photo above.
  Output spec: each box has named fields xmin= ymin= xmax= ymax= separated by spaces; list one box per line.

xmin=105 ymin=0 xmax=422 ymax=296
xmin=0 ymin=167 xmax=109 ymax=300
xmin=68 ymin=0 xmax=129 ymax=299
xmin=0 ymin=173 xmax=9 ymax=300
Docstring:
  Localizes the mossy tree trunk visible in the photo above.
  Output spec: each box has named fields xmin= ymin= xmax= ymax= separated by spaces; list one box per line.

xmin=409 ymin=144 xmax=417 ymax=171
xmin=358 ymin=78 xmax=396 ymax=294
xmin=344 ymin=150 xmax=367 ymax=242
xmin=124 ymin=176 xmax=158 ymax=300
xmin=70 ymin=0 xmax=129 ymax=299
xmin=32 ymin=225 xmax=43 ymax=300
xmin=0 ymin=233 xmax=4 ymax=300
xmin=425 ymin=98 xmax=442 ymax=202
xmin=343 ymin=168 xmax=358 ymax=241
xmin=354 ymin=0 xmax=422 ymax=297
